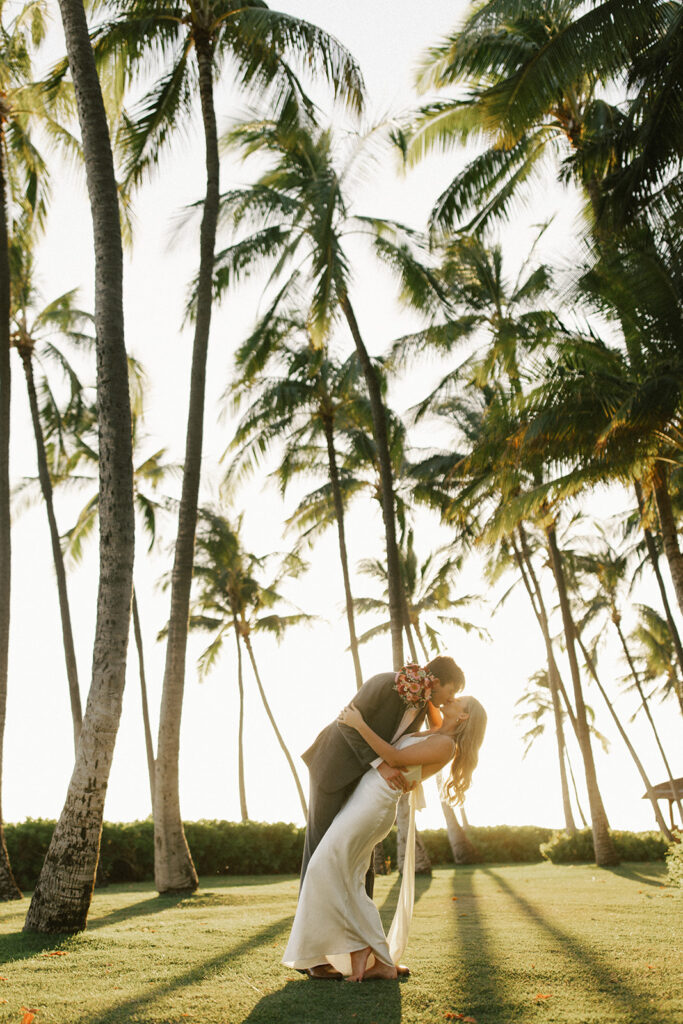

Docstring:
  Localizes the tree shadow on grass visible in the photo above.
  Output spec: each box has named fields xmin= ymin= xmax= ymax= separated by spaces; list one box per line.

xmin=447 ymin=866 xmax=508 ymax=1020
xmin=377 ymin=871 xmax=432 ymax=922
xmin=69 ymin=915 xmax=294 ymax=1024
xmin=483 ymin=866 xmax=669 ymax=1024
xmin=240 ymin=977 xmax=402 ymax=1024
xmin=606 ymin=864 xmax=668 ymax=888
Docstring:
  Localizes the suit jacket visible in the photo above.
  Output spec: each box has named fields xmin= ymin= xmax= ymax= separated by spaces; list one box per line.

xmin=302 ymin=671 xmax=428 ymax=793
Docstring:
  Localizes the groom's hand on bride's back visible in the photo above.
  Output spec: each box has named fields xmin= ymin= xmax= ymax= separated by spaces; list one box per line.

xmin=377 ymin=762 xmax=411 ymax=792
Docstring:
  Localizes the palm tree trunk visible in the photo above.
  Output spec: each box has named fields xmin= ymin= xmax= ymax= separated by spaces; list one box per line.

xmin=233 ymin=621 xmax=248 ymax=823
xmin=24 ymin=0 xmax=134 ymax=931
xmin=652 ymin=465 xmax=683 ymax=616
xmin=634 ymin=481 xmax=683 ymax=689
xmin=0 ymin=130 xmax=22 ymax=902
xmin=512 ymin=531 xmax=576 ymax=833
xmin=545 ymin=525 xmax=618 ymax=866
xmin=18 ymin=347 xmax=82 ymax=752
xmin=242 ymin=634 xmax=307 ymax=818
xmin=613 ymin=615 xmax=683 ymax=822
xmin=575 ymin=633 xmax=673 ymax=840
xmin=154 ymin=34 xmax=220 ymax=894
xmin=413 ymin=621 xmax=431 ymax=661
xmin=565 ymin=750 xmax=589 ymax=828
xmin=404 ymin=622 xmax=419 ymax=662
xmin=132 ymin=587 xmax=155 ymax=809
xmin=438 ymin=772 xmax=478 ymax=863
xmin=340 ymin=295 xmax=403 ymax=670
xmin=322 ymin=417 xmax=363 ymax=689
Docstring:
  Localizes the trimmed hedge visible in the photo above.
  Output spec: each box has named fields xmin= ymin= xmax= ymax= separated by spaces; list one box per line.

xmin=540 ymin=828 xmax=670 ymax=864
xmin=4 ymin=819 xmax=669 ymax=890
xmin=666 ymin=838 xmax=683 ymax=887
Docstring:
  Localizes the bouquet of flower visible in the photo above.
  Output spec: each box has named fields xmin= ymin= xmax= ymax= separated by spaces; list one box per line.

xmin=393 ymin=663 xmax=436 ymax=708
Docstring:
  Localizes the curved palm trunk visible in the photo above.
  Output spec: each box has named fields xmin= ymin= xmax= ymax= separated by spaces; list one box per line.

xmin=404 ymin=622 xmax=419 ymax=663
xmin=233 ymin=620 xmax=248 ymax=822
xmin=242 ymin=633 xmax=307 ymax=818
xmin=576 ymin=632 xmax=673 ymax=840
xmin=438 ymin=772 xmax=478 ymax=863
xmin=321 ymin=417 xmax=363 ymax=689
xmin=0 ymin=133 xmax=22 ymax=901
xmin=613 ymin=615 xmax=683 ymax=821
xmin=634 ymin=481 xmax=683 ymax=690
xmin=512 ymin=531 xmax=576 ymax=833
xmin=18 ymin=347 xmax=82 ymax=752
xmin=24 ymin=0 xmax=134 ymax=932
xmin=340 ymin=296 xmax=403 ymax=669
xmin=652 ymin=465 xmax=683 ymax=616
xmin=545 ymin=526 xmax=618 ymax=866
xmin=154 ymin=35 xmax=220 ymax=893
xmin=413 ymin=621 xmax=431 ymax=662
xmin=132 ymin=587 xmax=155 ymax=809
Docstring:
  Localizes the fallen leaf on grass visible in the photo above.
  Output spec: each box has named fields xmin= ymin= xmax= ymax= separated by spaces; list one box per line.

xmin=451 ymin=897 xmax=458 ymax=901
xmin=0 ymin=977 xmax=6 ymax=981
xmin=21 ymin=1013 xmax=35 ymax=1024
xmin=41 ymin=951 xmax=68 ymax=957
xmin=534 ymin=994 xmax=552 ymax=1001
xmin=646 ymin=965 xmax=655 ymax=970
xmin=0 ymin=1000 xmax=6 ymax=1005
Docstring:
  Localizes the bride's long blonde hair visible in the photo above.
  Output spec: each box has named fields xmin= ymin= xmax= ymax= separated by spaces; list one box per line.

xmin=442 ymin=696 xmax=487 ymax=806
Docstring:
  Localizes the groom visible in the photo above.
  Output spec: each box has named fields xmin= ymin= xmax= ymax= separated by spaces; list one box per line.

xmin=300 ymin=655 xmax=465 ymax=888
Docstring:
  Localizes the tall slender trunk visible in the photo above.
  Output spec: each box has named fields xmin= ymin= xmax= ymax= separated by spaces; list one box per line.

xmin=154 ymin=34 xmax=220 ymax=894
xmin=652 ymin=465 xmax=683 ymax=616
xmin=413 ymin=621 xmax=431 ymax=661
xmin=635 ymin=481 xmax=683 ymax=690
xmin=0 ymin=130 xmax=22 ymax=901
xmin=243 ymin=634 xmax=307 ymax=818
xmin=565 ymin=750 xmax=589 ymax=828
xmin=512 ymin=530 xmax=576 ymax=833
xmin=24 ymin=0 xmax=134 ymax=931
xmin=18 ymin=347 xmax=82 ymax=752
xmin=613 ymin=615 xmax=683 ymax=821
xmin=340 ymin=295 xmax=403 ymax=669
xmin=545 ymin=525 xmax=618 ymax=866
xmin=438 ymin=772 xmax=478 ymax=863
xmin=132 ymin=587 xmax=155 ymax=809
xmin=575 ymin=632 xmax=673 ymax=840
xmin=404 ymin=621 xmax=419 ymax=662
xmin=321 ymin=416 xmax=363 ymax=689
xmin=234 ymin=619 xmax=248 ymax=822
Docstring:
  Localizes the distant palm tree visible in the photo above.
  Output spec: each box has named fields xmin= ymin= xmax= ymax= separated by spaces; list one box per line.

xmin=188 ymin=509 xmax=312 ymax=819
xmin=226 ymin=307 xmax=368 ymax=689
xmin=628 ymin=604 xmax=683 ymax=718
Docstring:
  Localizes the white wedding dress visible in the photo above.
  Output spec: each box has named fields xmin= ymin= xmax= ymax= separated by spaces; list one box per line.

xmin=282 ymin=734 xmax=425 ymax=976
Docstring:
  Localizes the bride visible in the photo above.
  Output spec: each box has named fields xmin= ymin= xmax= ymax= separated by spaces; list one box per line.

xmin=282 ymin=694 xmax=487 ymax=982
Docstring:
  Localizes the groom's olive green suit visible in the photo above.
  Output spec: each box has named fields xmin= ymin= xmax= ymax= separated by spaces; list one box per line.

xmin=300 ymin=671 xmax=428 ymax=885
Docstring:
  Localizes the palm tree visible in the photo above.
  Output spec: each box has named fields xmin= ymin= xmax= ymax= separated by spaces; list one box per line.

xmin=405 ymin=0 xmax=676 ymax=233
xmin=24 ymin=0 xmax=135 ymax=933
xmin=353 ymin=528 xmax=487 ymax=660
xmin=9 ymin=228 xmax=92 ymax=753
xmin=188 ymin=509 xmax=311 ymax=818
xmin=628 ymin=604 xmax=683 ymax=718
xmin=0 ymin=0 xmax=52 ymax=903
xmin=217 ymin=111 xmax=446 ymax=672
xmin=90 ymin=0 xmax=364 ymax=895
xmin=226 ymin=305 xmax=367 ymax=689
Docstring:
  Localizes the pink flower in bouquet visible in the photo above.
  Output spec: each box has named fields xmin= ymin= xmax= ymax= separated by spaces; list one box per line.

xmin=393 ymin=664 xmax=435 ymax=709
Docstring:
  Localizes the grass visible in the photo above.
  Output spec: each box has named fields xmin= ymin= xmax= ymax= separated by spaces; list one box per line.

xmin=0 ymin=864 xmax=680 ymax=1024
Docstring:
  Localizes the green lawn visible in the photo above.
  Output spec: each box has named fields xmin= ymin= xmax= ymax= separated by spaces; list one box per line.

xmin=0 ymin=864 xmax=680 ymax=1024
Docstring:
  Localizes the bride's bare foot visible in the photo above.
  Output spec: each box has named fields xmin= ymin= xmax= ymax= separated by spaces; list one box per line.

xmin=362 ymin=960 xmax=398 ymax=980
xmin=345 ymin=946 xmax=372 ymax=982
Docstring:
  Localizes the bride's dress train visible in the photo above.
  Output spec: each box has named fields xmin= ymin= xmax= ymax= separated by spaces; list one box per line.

xmin=282 ymin=735 xmax=424 ymax=976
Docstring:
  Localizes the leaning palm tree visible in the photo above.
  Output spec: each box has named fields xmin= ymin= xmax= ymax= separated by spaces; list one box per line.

xmin=90 ymin=0 xmax=364 ymax=895
xmin=217 ymin=111 xmax=447 ymax=672
xmin=24 ymin=0 xmax=135 ymax=933
xmin=188 ymin=509 xmax=312 ymax=818
xmin=0 ymin=0 xmax=52 ymax=903
xmin=9 ymin=228 xmax=93 ymax=753
xmin=226 ymin=305 xmax=368 ymax=689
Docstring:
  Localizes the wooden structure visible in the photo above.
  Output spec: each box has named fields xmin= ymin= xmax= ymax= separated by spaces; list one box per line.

xmin=642 ymin=778 xmax=683 ymax=829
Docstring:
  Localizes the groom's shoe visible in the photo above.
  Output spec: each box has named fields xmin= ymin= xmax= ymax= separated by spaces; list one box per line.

xmin=307 ymin=964 xmax=343 ymax=980
xmin=396 ymin=964 xmax=411 ymax=978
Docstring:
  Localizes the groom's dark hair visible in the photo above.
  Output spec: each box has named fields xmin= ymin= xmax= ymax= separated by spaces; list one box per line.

xmin=426 ymin=655 xmax=465 ymax=691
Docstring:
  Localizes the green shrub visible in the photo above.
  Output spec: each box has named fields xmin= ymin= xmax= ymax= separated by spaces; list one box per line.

xmin=665 ymin=836 xmax=683 ymax=887
xmin=541 ymin=828 xmax=669 ymax=864
xmin=4 ymin=819 xmax=669 ymax=889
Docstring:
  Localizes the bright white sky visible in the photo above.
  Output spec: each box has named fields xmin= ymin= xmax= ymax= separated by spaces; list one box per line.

xmin=6 ymin=0 xmax=681 ymax=841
